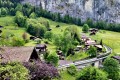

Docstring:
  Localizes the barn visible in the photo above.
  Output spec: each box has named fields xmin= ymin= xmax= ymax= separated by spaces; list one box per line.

xmin=0 ymin=47 xmax=40 ymax=63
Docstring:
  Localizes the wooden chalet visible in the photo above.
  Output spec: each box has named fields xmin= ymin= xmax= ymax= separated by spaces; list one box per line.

xmin=85 ymin=40 xmax=97 ymax=46
xmin=35 ymin=44 xmax=47 ymax=52
xmin=89 ymin=28 xmax=98 ymax=32
xmin=0 ymin=47 xmax=39 ymax=63
xmin=112 ymin=56 xmax=120 ymax=63
xmin=89 ymin=28 xmax=98 ymax=35
xmin=30 ymin=36 xmax=37 ymax=40
xmin=81 ymin=35 xmax=89 ymax=42
xmin=95 ymin=45 xmax=103 ymax=51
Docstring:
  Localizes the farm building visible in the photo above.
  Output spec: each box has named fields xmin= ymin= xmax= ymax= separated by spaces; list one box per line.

xmin=35 ymin=44 xmax=47 ymax=52
xmin=95 ymin=45 xmax=103 ymax=51
xmin=85 ymin=40 xmax=97 ymax=46
xmin=89 ymin=28 xmax=98 ymax=32
xmin=0 ymin=47 xmax=39 ymax=63
xmin=89 ymin=28 xmax=98 ymax=35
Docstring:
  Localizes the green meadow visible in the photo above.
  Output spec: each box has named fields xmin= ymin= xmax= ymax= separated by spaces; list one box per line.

xmin=0 ymin=16 xmax=120 ymax=54
xmin=0 ymin=16 xmax=120 ymax=80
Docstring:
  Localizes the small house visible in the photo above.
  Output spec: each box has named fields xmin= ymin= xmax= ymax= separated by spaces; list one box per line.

xmin=30 ymin=36 xmax=37 ymax=40
xmin=95 ymin=45 xmax=103 ymax=51
xmin=89 ymin=28 xmax=98 ymax=35
xmin=89 ymin=28 xmax=98 ymax=32
xmin=85 ymin=40 xmax=97 ymax=47
xmin=35 ymin=44 xmax=47 ymax=52
xmin=0 ymin=47 xmax=40 ymax=63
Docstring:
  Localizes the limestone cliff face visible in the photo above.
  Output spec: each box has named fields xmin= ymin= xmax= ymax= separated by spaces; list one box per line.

xmin=21 ymin=0 xmax=120 ymax=23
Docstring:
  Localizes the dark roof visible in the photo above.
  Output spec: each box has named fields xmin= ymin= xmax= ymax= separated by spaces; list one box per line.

xmin=36 ymin=44 xmax=46 ymax=48
xmin=85 ymin=40 xmax=96 ymax=46
xmin=89 ymin=28 xmax=98 ymax=31
xmin=113 ymin=56 xmax=120 ymax=61
xmin=0 ymin=47 xmax=34 ymax=62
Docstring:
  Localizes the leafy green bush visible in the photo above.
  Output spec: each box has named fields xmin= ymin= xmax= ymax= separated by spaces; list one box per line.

xmin=26 ymin=19 xmax=47 ymax=37
xmin=76 ymin=66 xmax=108 ymax=80
xmin=12 ymin=37 xmax=25 ymax=46
xmin=87 ymin=46 xmax=97 ymax=58
xmin=0 ymin=62 xmax=29 ymax=80
xmin=44 ymin=31 xmax=53 ymax=40
xmin=82 ymin=24 xmax=89 ymax=33
xmin=0 ymin=7 xmax=8 ymax=16
xmin=103 ymin=58 xmax=120 ymax=80
xmin=67 ymin=64 xmax=77 ymax=76
xmin=14 ymin=11 xmax=26 ymax=27
xmin=29 ymin=12 xmax=36 ymax=19
xmin=46 ymin=53 xmax=59 ymax=66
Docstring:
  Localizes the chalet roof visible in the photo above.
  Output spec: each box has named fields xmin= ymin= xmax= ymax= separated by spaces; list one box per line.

xmin=36 ymin=44 xmax=46 ymax=48
xmin=89 ymin=28 xmax=98 ymax=31
xmin=0 ymin=47 xmax=34 ymax=63
xmin=95 ymin=45 xmax=102 ymax=49
xmin=85 ymin=40 xmax=96 ymax=46
xmin=113 ymin=56 xmax=120 ymax=61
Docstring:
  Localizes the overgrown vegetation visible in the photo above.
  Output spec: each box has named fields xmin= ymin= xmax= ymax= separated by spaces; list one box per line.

xmin=0 ymin=62 xmax=29 ymax=80
xmin=76 ymin=66 xmax=108 ymax=80
xmin=103 ymin=58 xmax=120 ymax=80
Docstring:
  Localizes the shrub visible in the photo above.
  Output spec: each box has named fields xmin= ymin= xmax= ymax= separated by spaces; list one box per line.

xmin=46 ymin=53 xmax=59 ymax=66
xmin=103 ymin=58 xmax=120 ymax=80
xmin=29 ymin=12 xmax=36 ymax=19
xmin=12 ymin=37 xmax=25 ymax=46
xmin=0 ymin=62 xmax=29 ymax=80
xmin=56 ymin=25 xmax=60 ymax=28
xmin=67 ymin=64 xmax=77 ymax=76
xmin=76 ymin=66 xmax=108 ymax=80
xmin=87 ymin=46 xmax=97 ymax=58
xmin=26 ymin=19 xmax=47 ymax=37
xmin=14 ymin=11 xmax=26 ymax=27
xmin=44 ymin=51 xmax=50 ymax=60
xmin=24 ymin=61 xmax=59 ymax=80
xmin=44 ymin=31 xmax=53 ymax=40
xmin=22 ymin=32 xmax=28 ymax=42
xmin=0 ymin=7 xmax=8 ymax=16
xmin=82 ymin=24 xmax=89 ymax=33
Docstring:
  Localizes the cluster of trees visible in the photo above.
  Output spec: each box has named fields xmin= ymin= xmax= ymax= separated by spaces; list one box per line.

xmin=26 ymin=19 xmax=48 ymax=38
xmin=53 ymin=26 xmax=80 ymax=56
xmin=76 ymin=66 xmax=108 ymax=80
xmin=85 ymin=18 xmax=120 ymax=32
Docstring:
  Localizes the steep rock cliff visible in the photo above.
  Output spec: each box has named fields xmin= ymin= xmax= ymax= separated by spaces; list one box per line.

xmin=21 ymin=0 xmax=120 ymax=23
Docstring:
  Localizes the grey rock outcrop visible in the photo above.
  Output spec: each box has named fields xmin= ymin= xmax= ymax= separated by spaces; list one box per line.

xmin=21 ymin=0 xmax=120 ymax=23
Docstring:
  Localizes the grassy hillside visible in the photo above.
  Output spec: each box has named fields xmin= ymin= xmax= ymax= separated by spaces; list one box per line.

xmin=0 ymin=16 xmax=120 ymax=53
xmin=0 ymin=16 xmax=30 ymax=39
xmin=90 ymin=31 xmax=120 ymax=54
xmin=0 ymin=16 xmax=120 ymax=80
